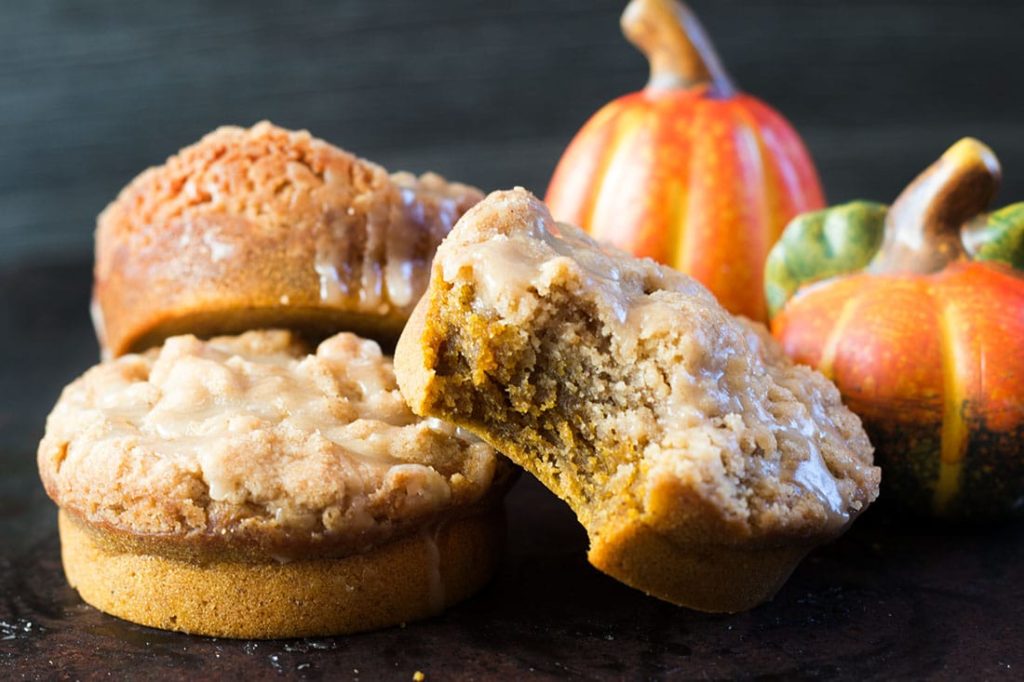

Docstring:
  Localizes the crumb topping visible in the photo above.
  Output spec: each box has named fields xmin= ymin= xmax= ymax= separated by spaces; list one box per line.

xmin=38 ymin=330 xmax=497 ymax=548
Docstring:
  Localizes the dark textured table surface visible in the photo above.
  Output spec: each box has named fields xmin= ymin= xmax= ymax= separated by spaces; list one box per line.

xmin=1 ymin=260 xmax=1022 ymax=681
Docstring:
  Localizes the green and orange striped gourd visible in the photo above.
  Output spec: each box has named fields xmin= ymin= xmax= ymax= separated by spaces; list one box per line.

xmin=767 ymin=138 xmax=1024 ymax=519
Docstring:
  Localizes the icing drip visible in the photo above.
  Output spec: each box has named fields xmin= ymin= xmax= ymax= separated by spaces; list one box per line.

xmin=313 ymin=172 xmax=477 ymax=315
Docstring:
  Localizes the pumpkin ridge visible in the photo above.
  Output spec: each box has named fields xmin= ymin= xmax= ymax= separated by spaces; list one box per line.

xmin=817 ymin=293 xmax=859 ymax=382
xmin=740 ymin=98 xmax=802 ymax=234
xmin=677 ymin=99 xmax=761 ymax=315
xmin=663 ymin=171 xmax=688 ymax=269
xmin=716 ymin=100 xmax=773 ymax=318
xmin=675 ymin=97 xmax=718 ymax=277
xmin=581 ymin=103 xmax=638 ymax=239
xmin=732 ymin=101 xmax=785 ymax=321
xmin=739 ymin=102 xmax=786 ymax=245
xmin=935 ymin=293 xmax=970 ymax=514
xmin=649 ymin=94 xmax=694 ymax=263
xmin=663 ymin=96 xmax=702 ymax=271
xmin=749 ymin=98 xmax=824 ymax=211
xmin=608 ymin=104 xmax=676 ymax=259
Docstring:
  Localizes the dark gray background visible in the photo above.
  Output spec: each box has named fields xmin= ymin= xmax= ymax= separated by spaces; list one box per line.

xmin=2 ymin=0 xmax=1023 ymax=265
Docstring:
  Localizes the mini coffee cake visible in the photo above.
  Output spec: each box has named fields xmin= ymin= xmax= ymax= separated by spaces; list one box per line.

xmin=396 ymin=188 xmax=879 ymax=612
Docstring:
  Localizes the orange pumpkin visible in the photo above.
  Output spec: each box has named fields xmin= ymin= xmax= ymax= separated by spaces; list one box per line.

xmin=770 ymin=139 xmax=1024 ymax=519
xmin=545 ymin=0 xmax=824 ymax=321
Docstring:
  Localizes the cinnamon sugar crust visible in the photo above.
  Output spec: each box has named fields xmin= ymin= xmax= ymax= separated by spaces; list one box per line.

xmin=395 ymin=188 xmax=880 ymax=611
xmin=93 ymin=122 xmax=483 ymax=358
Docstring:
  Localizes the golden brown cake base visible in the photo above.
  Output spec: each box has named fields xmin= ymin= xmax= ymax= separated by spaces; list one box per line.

xmin=588 ymin=513 xmax=811 ymax=613
xmin=59 ymin=509 xmax=504 ymax=639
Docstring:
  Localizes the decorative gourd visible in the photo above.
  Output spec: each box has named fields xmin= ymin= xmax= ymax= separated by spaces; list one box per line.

xmin=767 ymin=138 xmax=1024 ymax=519
xmin=546 ymin=0 xmax=824 ymax=322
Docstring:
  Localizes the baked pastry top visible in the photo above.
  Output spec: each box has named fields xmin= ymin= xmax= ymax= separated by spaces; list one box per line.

xmin=396 ymin=188 xmax=881 ymax=610
xmin=93 ymin=122 xmax=483 ymax=358
xmin=38 ymin=329 xmax=504 ymax=560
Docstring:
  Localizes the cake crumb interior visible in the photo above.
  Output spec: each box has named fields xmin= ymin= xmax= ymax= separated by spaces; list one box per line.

xmin=410 ymin=189 xmax=880 ymax=548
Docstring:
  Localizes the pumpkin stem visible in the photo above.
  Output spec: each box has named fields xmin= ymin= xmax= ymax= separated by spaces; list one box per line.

xmin=869 ymin=138 xmax=1002 ymax=275
xmin=621 ymin=0 xmax=736 ymax=97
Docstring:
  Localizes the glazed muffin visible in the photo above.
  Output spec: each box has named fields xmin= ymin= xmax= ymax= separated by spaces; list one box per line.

xmin=395 ymin=188 xmax=880 ymax=613
xmin=93 ymin=122 xmax=483 ymax=359
xmin=38 ymin=329 xmax=512 ymax=638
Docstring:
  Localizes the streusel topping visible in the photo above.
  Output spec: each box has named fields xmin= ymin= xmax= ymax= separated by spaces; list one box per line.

xmin=39 ymin=330 xmax=497 ymax=547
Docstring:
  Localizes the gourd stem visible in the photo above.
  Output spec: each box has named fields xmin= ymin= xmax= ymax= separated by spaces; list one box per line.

xmin=621 ymin=0 xmax=736 ymax=97
xmin=869 ymin=138 xmax=1001 ymax=275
